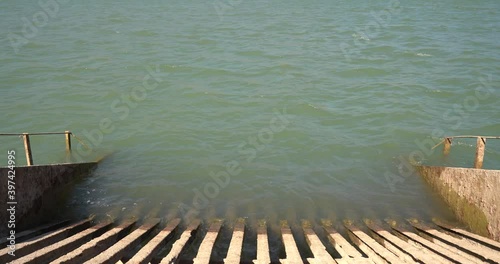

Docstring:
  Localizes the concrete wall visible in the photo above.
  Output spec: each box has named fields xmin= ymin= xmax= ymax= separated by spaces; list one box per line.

xmin=0 ymin=162 xmax=97 ymax=234
xmin=418 ymin=165 xmax=500 ymax=241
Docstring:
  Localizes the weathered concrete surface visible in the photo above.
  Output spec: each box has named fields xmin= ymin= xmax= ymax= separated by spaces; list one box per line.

xmin=3 ymin=216 xmax=500 ymax=263
xmin=0 ymin=162 xmax=97 ymax=234
xmin=418 ymin=165 xmax=500 ymax=241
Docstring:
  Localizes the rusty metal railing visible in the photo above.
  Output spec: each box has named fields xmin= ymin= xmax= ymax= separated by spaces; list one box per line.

xmin=439 ymin=135 xmax=500 ymax=169
xmin=0 ymin=131 xmax=72 ymax=166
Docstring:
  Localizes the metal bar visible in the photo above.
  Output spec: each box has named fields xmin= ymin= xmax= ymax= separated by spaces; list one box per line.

xmin=2 ymin=131 xmax=73 ymax=165
xmin=65 ymin=131 xmax=72 ymax=151
xmin=0 ymin=132 xmax=71 ymax=136
xmin=4 ymin=133 xmax=500 ymax=138
xmin=474 ymin=137 xmax=486 ymax=169
xmin=23 ymin=133 xmax=33 ymax=166
xmin=443 ymin=137 xmax=452 ymax=155
xmin=446 ymin=135 xmax=500 ymax=139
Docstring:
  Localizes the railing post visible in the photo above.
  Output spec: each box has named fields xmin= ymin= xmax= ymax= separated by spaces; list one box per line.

xmin=65 ymin=131 xmax=72 ymax=151
xmin=443 ymin=137 xmax=452 ymax=155
xmin=23 ymin=133 xmax=33 ymax=166
xmin=474 ymin=137 xmax=486 ymax=169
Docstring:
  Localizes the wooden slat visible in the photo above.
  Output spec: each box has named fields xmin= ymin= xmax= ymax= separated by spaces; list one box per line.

xmin=322 ymin=225 xmax=363 ymax=259
xmin=433 ymin=220 xmax=500 ymax=251
xmin=160 ymin=219 xmax=201 ymax=264
xmin=127 ymin=218 xmax=180 ymax=264
xmin=391 ymin=224 xmax=483 ymax=264
xmin=302 ymin=225 xmax=337 ymax=264
xmin=253 ymin=221 xmax=271 ymax=264
xmin=85 ymin=218 xmax=160 ymax=264
xmin=2 ymin=215 xmax=498 ymax=264
xmin=345 ymin=224 xmax=401 ymax=264
xmin=280 ymin=221 xmax=302 ymax=264
xmin=366 ymin=222 xmax=446 ymax=264
xmin=11 ymin=222 xmax=111 ymax=264
xmin=346 ymin=230 xmax=386 ymax=264
xmin=193 ymin=220 xmax=223 ymax=264
xmin=0 ymin=220 xmax=70 ymax=247
xmin=368 ymin=230 xmax=416 ymax=264
xmin=224 ymin=219 xmax=245 ymax=263
xmin=409 ymin=220 xmax=500 ymax=263
xmin=0 ymin=218 xmax=92 ymax=263
xmin=52 ymin=220 xmax=136 ymax=264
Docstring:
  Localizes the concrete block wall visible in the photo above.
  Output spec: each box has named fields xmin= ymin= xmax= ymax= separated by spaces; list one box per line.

xmin=418 ymin=166 xmax=500 ymax=241
xmin=0 ymin=162 xmax=97 ymax=235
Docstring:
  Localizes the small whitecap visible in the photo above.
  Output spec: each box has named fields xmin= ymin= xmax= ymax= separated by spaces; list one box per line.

xmin=352 ymin=33 xmax=370 ymax=41
xmin=416 ymin=53 xmax=432 ymax=57
xmin=308 ymin=103 xmax=321 ymax=110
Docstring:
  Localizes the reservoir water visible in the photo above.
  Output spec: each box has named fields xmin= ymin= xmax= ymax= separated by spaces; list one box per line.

xmin=1 ymin=0 xmax=499 ymax=227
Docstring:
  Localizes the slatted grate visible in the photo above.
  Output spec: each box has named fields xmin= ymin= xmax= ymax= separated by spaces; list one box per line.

xmin=1 ymin=216 xmax=499 ymax=264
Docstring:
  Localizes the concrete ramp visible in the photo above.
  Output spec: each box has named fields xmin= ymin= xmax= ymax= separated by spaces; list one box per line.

xmin=1 ymin=217 xmax=499 ymax=263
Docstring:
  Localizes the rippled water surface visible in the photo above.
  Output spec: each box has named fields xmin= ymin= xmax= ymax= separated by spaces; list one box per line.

xmin=1 ymin=0 xmax=499 ymax=226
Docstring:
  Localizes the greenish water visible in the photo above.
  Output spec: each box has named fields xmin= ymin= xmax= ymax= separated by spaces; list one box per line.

xmin=1 ymin=0 xmax=499 ymax=226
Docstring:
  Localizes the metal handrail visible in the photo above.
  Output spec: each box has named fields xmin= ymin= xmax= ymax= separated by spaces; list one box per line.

xmin=0 ymin=132 xmax=71 ymax=136
xmin=0 ymin=131 xmax=72 ymax=166
xmin=444 ymin=135 xmax=500 ymax=139
xmin=441 ymin=135 xmax=499 ymax=169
